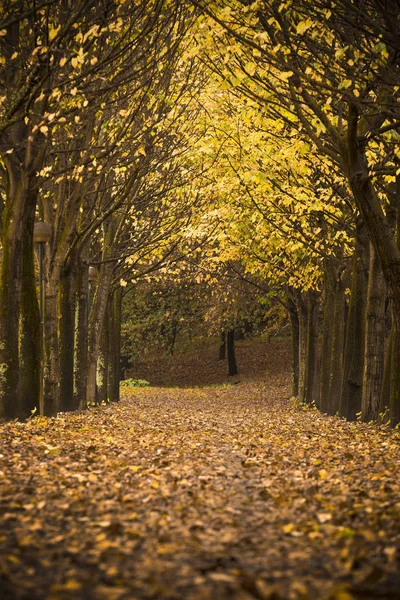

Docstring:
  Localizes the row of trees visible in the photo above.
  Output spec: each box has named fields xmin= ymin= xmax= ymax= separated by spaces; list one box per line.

xmin=186 ymin=0 xmax=400 ymax=424
xmin=0 ymin=0 xmax=208 ymax=419
xmin=1 ymin=0 xmax=399 ymax=426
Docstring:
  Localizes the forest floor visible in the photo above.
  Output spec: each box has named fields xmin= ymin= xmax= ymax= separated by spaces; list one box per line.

xmin=1 ymin=339 xmax=400 ymax=600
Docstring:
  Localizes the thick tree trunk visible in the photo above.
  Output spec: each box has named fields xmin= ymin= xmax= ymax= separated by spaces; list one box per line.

xmin=58 ymin=260 xmax=77 ymax=412
xmin=227 ymin=329 xmax=238 ymax=376
xmin=287 ymin=297 xmax=299 ymax=397
xmin=339 ymin=221 xmax=369 ymax=421
xmin=74 ymin=262 xmax=89 ymax=411
xmin=361 ymin=244 xmax=386 ymax=422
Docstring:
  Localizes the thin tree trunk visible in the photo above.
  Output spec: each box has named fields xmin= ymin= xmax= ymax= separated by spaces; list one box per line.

xmin=319 ymin=272 xmax=334 ymax=413
xmin=74 ymin=261 xmax=89 ymax=411
xmin=305 ymin=291 xmax=319 ymax=405
xmin=108 ymin=287 xmax=122 ymax=402
xmin=59 ymin=260 xmax=77 ymax=412
xmin=43 ymin=284 xmax=60 ymax=416
xmin=390 ymin=319 xmax=400 ymax=426
xmin=326 ymin=279 xmax=346 ymax=415
xmin=98 ymin=297 xmax=110 ymax=404
xmin=361 ymin=244 xmax=386 ymax=422
xmin=339 ymin=221 xmax=369 ymax=420
xmin=380 ymin=322 xmax=393 ymax=420
xmin=287 ymin=297 xmax=299 ymax=398
xmin=227 ymin=329 xmax=238 ymax=376
xmin=218 ymin=331 xmax=226 ymax=361
xmin=18 ymin=194 xmax=40 ymax=418
xmin=295 ymin=294 xmax=308 ymax=402
xmin=86 ymin=264 xmax=114 ymax=406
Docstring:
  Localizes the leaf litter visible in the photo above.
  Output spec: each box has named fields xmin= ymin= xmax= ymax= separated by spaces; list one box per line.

xmin=0 ymin=377 xmax=399 ymax=599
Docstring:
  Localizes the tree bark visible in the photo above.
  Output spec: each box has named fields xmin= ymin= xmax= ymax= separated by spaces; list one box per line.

xmin=295 ymin=293 xmax=308 ymax=402
xmin=287 ymin=297 xmax=299 ymax=397
xmin=18 ymin=193 xmax=41 ymax=418
xmin=319 ymin=271 xmax=334 ymax=413
xmin=0 ymin=178 xmax=24 ymax=418
xmin=108 ymin=287 xmax=122 ymax=402
xmin=305 ymin=291 xmax=319 ymax=405
xmin=339 ymin=220 xmax=369 ymax=420
xmin=74 ymin=261 xmax=89 ymax=411
xmin=361 ymin=243 xmax=386 ymax=422
xmin=218 ymin=331 xmax=226 ymax=361
xmin=98 ymin=297 xmax=110 ymax=404
xmin=326 ymin=277 xmax=346 ymax=415
xmin=227 ymin=329 xmax=238 ymax=376
xmin=58 ymin=259 xmax=77 ymax=412
xmin=346 ymin=108 xmax=400 ymax=422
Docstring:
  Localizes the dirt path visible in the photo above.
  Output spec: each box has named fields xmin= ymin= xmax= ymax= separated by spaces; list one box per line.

xmin=0 ymin=380 xmax=399 ymax=600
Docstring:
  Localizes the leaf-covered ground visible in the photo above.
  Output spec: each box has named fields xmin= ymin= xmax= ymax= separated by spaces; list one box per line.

xmin=1 ymin=377 xmax=400 ymax=599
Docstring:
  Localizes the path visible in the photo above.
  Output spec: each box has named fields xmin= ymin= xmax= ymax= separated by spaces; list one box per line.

xmin=0 ymin=380 xmax=399 ymax=599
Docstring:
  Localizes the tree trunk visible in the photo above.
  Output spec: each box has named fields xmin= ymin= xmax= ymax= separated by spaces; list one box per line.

xmin=390 ymin=319 xmax=400 ymax=426
xmin=218 ymin=331 xmax=226 ymax=361
xmin=305 ymin=291 xmax=319 ymax=405
xmin=18 ymin=194 xmax=40 ymax=418
xmin=295 ymin=294 xmax=308 ymax=402
xmin=58 ymin=260 xmax=77 ymax=412
xmin=227 ymin=329 xmax=238 ymax=376
xmin=43 ymin=276 xmax=60 ymax=417
xmin=319 ymin=272 xmax=334 ymax=413
xmin=74 ymin=261 xmax=89 ymax=411
xmin=346 ymin=113 xmax=400 ymax=423
xmin=108 ymin=287 xmax=122 ymax=402
xmin=287 ymin=297 xmax=299 ymax=397
xmin=326 ymin=277 xmax=346 ymax=415
xmin=86 ymin=263 xmax=114 ymax=406
xmin=98 ymin=297 xmax=110 ymax=404
xmin=339 ymin=221 xmax=369 ymax=420
xmin=0 ymin=183 xmax=24 ymax=419
xmin=361 ymin=244 xmax=386 ymax=422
